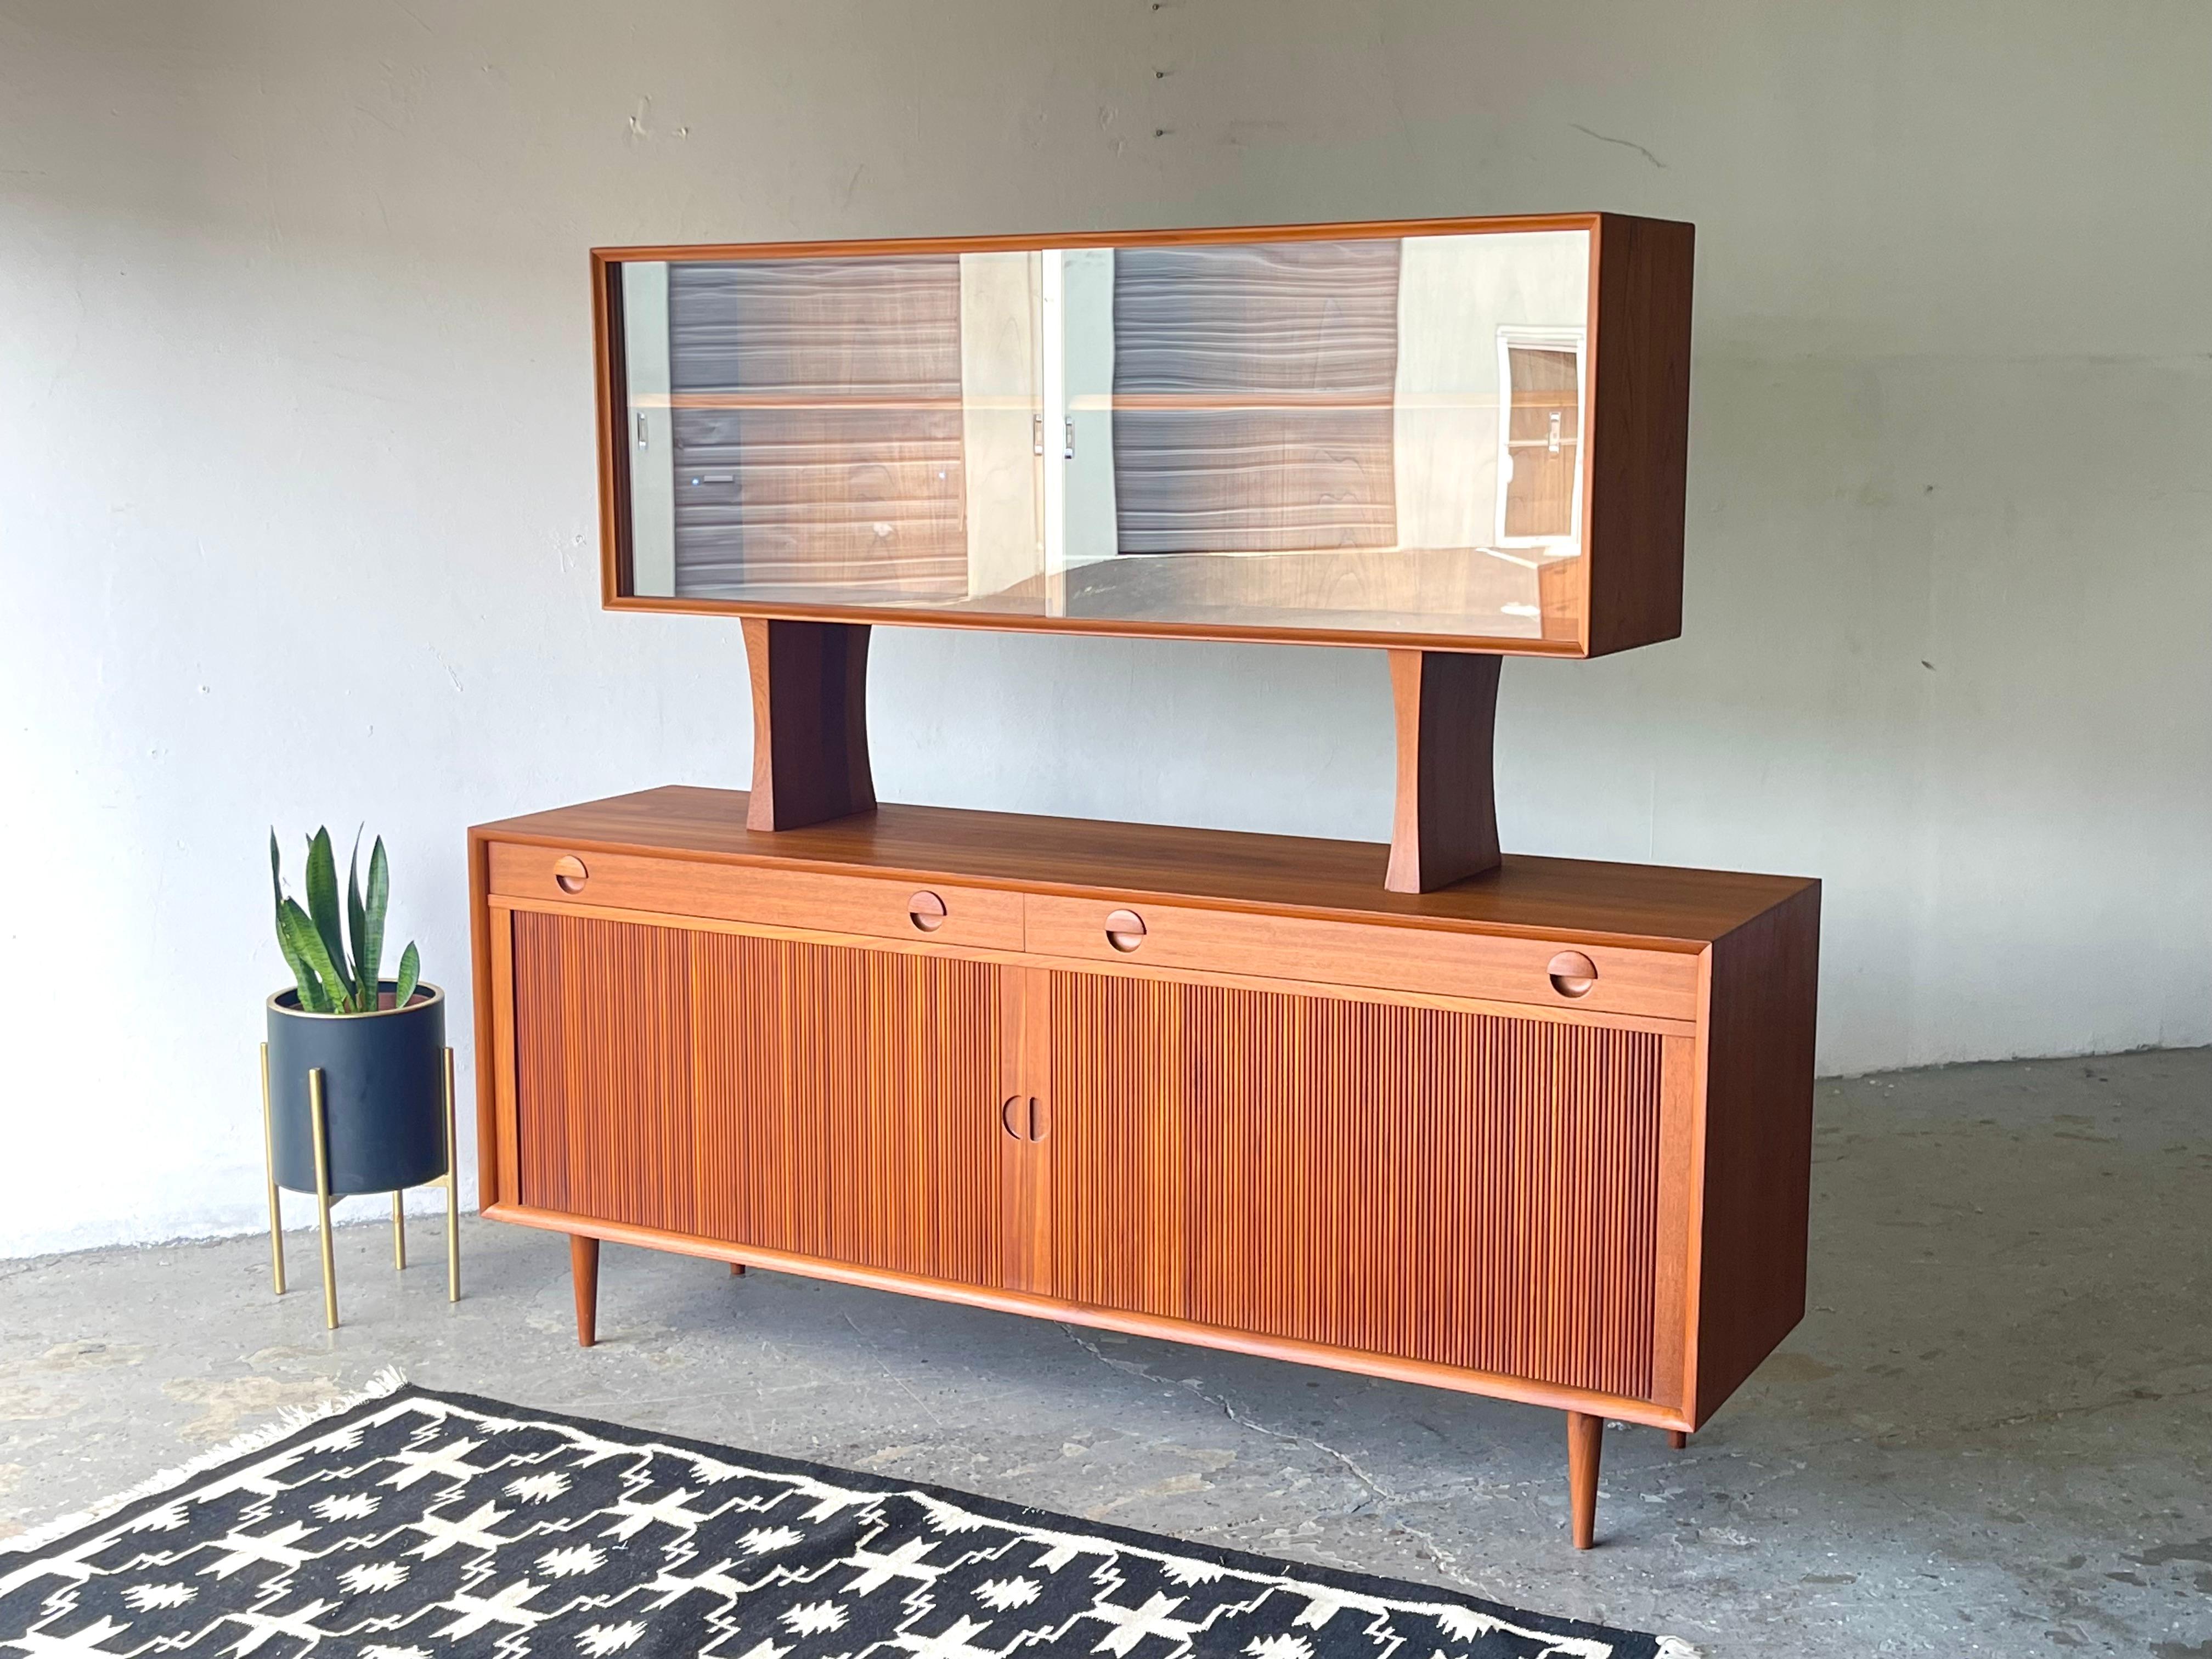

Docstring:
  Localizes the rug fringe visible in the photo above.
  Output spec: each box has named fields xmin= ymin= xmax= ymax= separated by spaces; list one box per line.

xmin=1652 ymin=1639 xmax=1706 ymax=1657
xmin=1 ymin=1365 xmax=409 ymax=1556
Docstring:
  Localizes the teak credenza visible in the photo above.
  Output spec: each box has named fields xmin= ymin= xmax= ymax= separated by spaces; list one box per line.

xmin=469 ymin=787 xmax=1818 ymax=1550
xmin=472 ymin=213 xmax=1823 ymax=1548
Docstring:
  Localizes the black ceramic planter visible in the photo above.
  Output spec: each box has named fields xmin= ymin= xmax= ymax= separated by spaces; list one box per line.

xmin=266 ymin=983 xmax=448 ymax=1196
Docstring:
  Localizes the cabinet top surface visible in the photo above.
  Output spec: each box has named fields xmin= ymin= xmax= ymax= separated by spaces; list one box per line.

xmin=473 ymin=787 xmax=1813 ymax=948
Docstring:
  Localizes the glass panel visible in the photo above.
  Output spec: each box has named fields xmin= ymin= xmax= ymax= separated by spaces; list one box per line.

xmin=1103 ymin=239 xmax=1400 ymax=557
xmin=624 ymin=255 xmax=973 ymax=603
xmin=617 ymin=227 xmax=1589 ymax=643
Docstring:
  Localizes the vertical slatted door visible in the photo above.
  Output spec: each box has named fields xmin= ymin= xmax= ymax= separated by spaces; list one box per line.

xmin=512 ymin=912 xmax=1005 ymax=1285
xmin=1049 ymin=972 xmax=1663 ymax=1400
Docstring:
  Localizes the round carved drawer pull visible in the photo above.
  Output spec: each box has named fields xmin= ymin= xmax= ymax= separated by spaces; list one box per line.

xmin=908 ymin=890 xmax=948 ymax=933
xmin=552 ymin=855 xmax=589 ymax=895
xmin=1105 ymin=909 xmax=1147 ymax=953
xmin=1547 ymin=950 xmax=1599 ymax=998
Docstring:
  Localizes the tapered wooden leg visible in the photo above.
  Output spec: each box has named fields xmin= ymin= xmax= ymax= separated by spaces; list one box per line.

xmin=570 ymin=1235 xmax=600 ymax=1347
xmin=1667 ymin=1430 xmax=1688 ymax=1450
xmin=729 ymin=1262 xmax=746 ymax=1277
xmin=1566 ymin=1410 xmax=1602 ymax=1549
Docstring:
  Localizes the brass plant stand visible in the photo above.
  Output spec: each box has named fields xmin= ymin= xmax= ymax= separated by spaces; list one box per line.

xmin=259 ymin=1043 xmax=461 ymax=1329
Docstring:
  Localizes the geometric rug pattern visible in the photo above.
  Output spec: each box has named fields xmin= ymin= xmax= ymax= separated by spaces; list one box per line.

xmin=0 ymin=1385 xmax=1678 ymax=1659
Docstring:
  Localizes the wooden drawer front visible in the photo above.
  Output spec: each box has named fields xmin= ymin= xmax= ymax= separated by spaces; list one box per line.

xmin=488 ymin=842 xmax=1024 ymax=951
xmin=1024 ymin=895 xmax=1699 ymax=1022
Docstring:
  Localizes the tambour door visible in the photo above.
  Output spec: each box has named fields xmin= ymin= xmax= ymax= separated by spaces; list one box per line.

xmin=509 ymin=909 xmax=1005 ymax=1284
xmin=1047 ymin=972 xmax=1666 ymax=1401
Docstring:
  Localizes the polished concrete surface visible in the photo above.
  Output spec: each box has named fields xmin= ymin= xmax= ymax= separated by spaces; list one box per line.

xmin=2 ymin=1048 xmax=2206 ymax=1657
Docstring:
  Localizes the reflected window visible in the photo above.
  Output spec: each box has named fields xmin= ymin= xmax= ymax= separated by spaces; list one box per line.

xmin=1495 ymin=327 xmax=1584 ymax=548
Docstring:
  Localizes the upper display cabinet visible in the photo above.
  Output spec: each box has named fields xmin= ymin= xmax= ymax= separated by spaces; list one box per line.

xmin=594 ymin=214 xmax=1691 ymax=656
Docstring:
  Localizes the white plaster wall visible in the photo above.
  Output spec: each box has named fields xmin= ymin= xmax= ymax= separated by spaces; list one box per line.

xmin=1 ymin=2 xmax=2207 ymax=1256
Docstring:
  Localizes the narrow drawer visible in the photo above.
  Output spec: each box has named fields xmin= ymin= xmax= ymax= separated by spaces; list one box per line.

xmin=486 ymin=843 xmax=1025 ymax=952
xmin=1023 ymin=895 xmax=1700 ymax=1022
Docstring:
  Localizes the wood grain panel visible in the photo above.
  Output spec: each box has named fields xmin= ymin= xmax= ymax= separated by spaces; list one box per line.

xmin=467 ymin=832 xmax=510 ymax=1211
xmin=1584 ymin=214 xmax=1694 ymax=657
xmin=1650 ymin=1033 xmax=1699 ymax=1412
xmin=488 ymin=841 xmax=1024 ymax=950
xmin=1024 ymin=893 xmax=1700 ymax=1021
xmin=487 ymin=900 xmax=521 ymax=1211
xmin=1385 ymin=648 xmax=1502 ymax=893
xmin=491 ymin=1199 xmax=1683 ymax=1427
xmin=1049 ymin=973 xmax=1663 ymax=1399
xmin=1691 ymin=881 xmax=1822 ymax=1422
xmin=742 ymin=617 xmax=877 ymax=832
xmin=515 ymin=910 xmax=698 ymax=1234
xmin=478 ymin=786 xmax=1812 ymax=949
xmin=511 ymin=911 xmax=1003 ymax=1283
xmin=998 ymin=966 xmax=1054 ymax=1294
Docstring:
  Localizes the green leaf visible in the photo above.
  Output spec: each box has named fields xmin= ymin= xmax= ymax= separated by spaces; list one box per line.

xmin=393 ymin=940 xmax=420 ymax=1011
xmin=281 ymin=896 xmax=348 ymax=1014
xmin=345 ymin=828 xmax=368 ymax=1012
xmin=276 ymin=928 xmax=320 ymax=1009
xmin=361 ymin=837 xmax=390 ymax=1011
xmin=304 ymin=829 xmax=353 ymax=1003
xmin=271 ymin=830 xmax=320 ymax=1009
xmin=277 ymin=901 xmax=337 ymax=1012
xmin=269 ymin=828 xmax=292 ymax=943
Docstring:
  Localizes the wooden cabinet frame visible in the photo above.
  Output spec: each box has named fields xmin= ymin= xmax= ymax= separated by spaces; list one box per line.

xmin=467 ymin=791 xmax=1817 ymax=1548
xmin=490 ymin=207 xmax=1810 ymax=1557
xmin=591 ymin=213 xmax=1692 ymax=662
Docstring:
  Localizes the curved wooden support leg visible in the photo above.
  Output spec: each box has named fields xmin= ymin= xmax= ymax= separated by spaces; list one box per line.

xmin=1385 ymin=650 xmax=1502 ymax=894
xmin=1667 ymin=1430 xmax=1688 ymax=1450
xmin=743 ymin=618 xmax=876 ymax=831
xmin=570 ymin=1235 xmax=600 ymax=1348
xmin=1566 ymin=1410 xmax=1602 ymax=1549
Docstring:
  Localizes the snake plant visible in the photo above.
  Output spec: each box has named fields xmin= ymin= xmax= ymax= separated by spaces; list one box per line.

xmin=269 ymin=828 xmax=421 ymax=1014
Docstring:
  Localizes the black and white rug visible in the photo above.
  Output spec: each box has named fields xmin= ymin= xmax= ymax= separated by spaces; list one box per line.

xmin=0 ymin=1378 xmax=1685 ymax=1659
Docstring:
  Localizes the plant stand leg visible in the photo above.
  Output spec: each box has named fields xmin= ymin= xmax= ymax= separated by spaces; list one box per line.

xmin=392 ymin=1194 xmax=407 ymax=1271
xmin=442 ymin=1047 xmax=461 ymax=1303
xmin=571 ymin=1235 xmax=600 ymax=1347
xmin=259 ymin=1043 xmax=286 ymax=1296
xmin=1566 ymin=1410 xmax=1602 ymax=1549
xmin=1667 ymin=1430 xmax=1688 ymax=1449
xmin=308 ymin=1068 xmax=338 ymax=1330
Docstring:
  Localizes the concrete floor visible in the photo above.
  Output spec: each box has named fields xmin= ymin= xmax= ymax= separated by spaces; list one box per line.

xmin=1 ymin=1048 xmax=2206 ymax=1657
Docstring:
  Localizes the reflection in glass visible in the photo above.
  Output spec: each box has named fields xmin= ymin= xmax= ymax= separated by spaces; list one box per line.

xmin=1109 ymin=240 xmax=1401 ymax=556
xmin=621 ymin=228 xmax=1589 ymax=643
